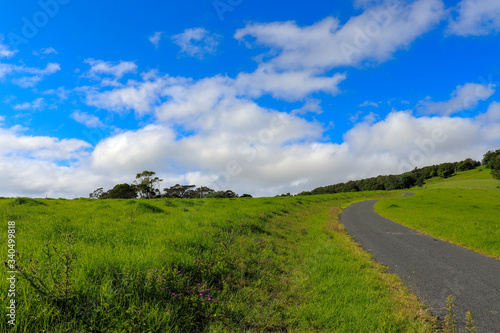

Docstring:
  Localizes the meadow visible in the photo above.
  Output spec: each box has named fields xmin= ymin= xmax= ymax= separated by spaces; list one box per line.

xmin=375 ymin=168 xmax=500 ymax=259
xmin=1 ymin=192 xmax=438 ymax=332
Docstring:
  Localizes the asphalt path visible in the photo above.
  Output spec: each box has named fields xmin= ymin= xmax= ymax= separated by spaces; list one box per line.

xmin=340 ymin=194 xmax=500 ymax=332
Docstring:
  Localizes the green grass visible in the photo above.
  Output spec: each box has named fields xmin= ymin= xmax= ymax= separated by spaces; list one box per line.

xmin=0 ymin=193 xmax=437 ymax=332
xmin=375 ymin=189 xmax=500 ymax=259
xmin=422 ymin=166 xmax=500 ymax=190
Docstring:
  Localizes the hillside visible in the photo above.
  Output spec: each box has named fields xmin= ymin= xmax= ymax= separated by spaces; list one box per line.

xmin=422 ymin=166 xmax=499 ymax=190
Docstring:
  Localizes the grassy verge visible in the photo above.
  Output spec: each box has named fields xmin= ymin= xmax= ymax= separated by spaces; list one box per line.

xmin=1 ymin=192 xmax=437 ymax=332
xmin=375 ymin=189 xmax=500 ymax=259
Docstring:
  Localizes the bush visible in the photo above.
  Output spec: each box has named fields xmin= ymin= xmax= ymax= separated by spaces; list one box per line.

xmin=137 ymin=202 xmax=164 ymax=213
xmin=11 ymin=197 xmax=48 ymax=206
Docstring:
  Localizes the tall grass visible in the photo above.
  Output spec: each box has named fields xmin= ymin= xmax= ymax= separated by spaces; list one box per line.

xmin=1 ymin=193 xmax=437 ymax=332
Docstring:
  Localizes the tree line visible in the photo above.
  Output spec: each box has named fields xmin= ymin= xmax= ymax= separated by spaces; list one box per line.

xmin=90 ymin=171 xmax=251 ymax=199
xmin=299 ymin=149 xmax=500 ymax=196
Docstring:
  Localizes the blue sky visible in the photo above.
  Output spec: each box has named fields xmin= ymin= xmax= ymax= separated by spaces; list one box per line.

xmin=1 ymin=0 xmax=499 ymax=197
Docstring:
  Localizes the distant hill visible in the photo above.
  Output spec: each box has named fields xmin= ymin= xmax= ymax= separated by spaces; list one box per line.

xmin=422 ymin=166 xmax=498 ymax=190
xmin=299 ymin=149 xmax=500 ymax=196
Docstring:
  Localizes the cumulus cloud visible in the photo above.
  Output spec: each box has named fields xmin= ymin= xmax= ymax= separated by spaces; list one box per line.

xmin=70 ymin=111 xmax=104 ymax=128
xmin=172 ymin=28 xmax=222 ymax=59
xmin=83 ymin=105 xmax=500 ymax=197
xmin=235 ymin=0 xmax=445 ymax=71
xmin=447 ymin=0 xmax=500 ymax=36
xmin=149 ymin=32 xmax=162 ymax=48
xmin=0 ymin=126 xmax=90 ymax=161
xmin=84 ymin=59 xmax=138 ymax=80
xmin=234 ymin=65 xmax=346 ymax=100
xmin=417 ymin=82 xmax=495 ymax=115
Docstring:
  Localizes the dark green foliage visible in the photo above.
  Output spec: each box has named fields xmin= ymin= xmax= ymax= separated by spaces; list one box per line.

xmin=438 ymin=163 xmax=456 ymax=179
xmin=483 ymin=150 xmax=500 ymax=180
xmin=11 ymin=197 xmax=48 ymax=206
xmin=482 ymin=149 xmax=500 ymax=168
xmin=205 ymin=190 xmax=239 ymax=198
xmin=106 ymin=183 xmax=138 ymax=199
xmin=241 ymin=194 xmax=253 ymax=198
xmin=163 ymin=184 xmax=216 ymax=198
xmin=456 ymin=158 xmax=480 ymax=171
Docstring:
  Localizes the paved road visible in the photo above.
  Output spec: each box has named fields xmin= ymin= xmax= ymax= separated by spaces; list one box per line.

xmin=340 ymin=194 xmax=500 ymax=333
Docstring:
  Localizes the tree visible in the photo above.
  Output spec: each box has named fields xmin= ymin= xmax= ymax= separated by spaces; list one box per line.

xmin=134 ymin=171 xmax=163 ymax=199
xmin=490 ymin=155 xmax=500 ymax=181
xmin=163 ymin=184 xmax=196 ymax=198
xmin=457 ymin=158 xmax=480 ymax=171
xmin=416 ymin=177 xmax=425 ymax=188
xmin=89 ymin=187 xmax=104 ymax=199
xmin=205 ymin=190 xmax=239 ymax=198
xmin=194 ymin=186 xmax=215 ymax=198
xmin=482 ymin=149 xmax=500 ymax=168
xmin=106 ymin=183 xmax=137 ymax=199
xmin=438 ymin=163 xmax=455 ymax=178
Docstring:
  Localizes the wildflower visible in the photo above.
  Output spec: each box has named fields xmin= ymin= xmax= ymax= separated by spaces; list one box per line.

xmin=202 ymin=299 xmax=205 ymax=302
xmin=155 ymin=270 xmax=158 ymax=272
xmin=2 ymin=261 xmax=6 ymax=266
xmin=208 ymin=298 xmax=212 ymax=301
xmin=177 ymin=270 xmax=182 ymax=274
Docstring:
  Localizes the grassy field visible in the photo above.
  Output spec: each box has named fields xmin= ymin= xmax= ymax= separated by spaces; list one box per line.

xmin=422 ymin=166 xmax=499 ymax=190
xmin=1 ymin=192 xmax=438 ymax=332
xmin=376 ymin=186 xmax=500 ymax=259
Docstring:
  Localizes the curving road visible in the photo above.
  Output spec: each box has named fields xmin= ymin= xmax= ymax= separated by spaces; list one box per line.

xmin=340 ymin=194 xmax=500 ymax=333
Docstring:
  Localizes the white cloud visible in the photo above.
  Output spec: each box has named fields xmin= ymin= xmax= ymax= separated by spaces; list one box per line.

xmin=0 ymin=62 xmax=61 ymax=87
xmin=33 ymin=47 xmax=58 ymax=56
xmin=85 ymin=106 xmax=500 ymax=197
xmin=13 ymin=98 xmax=45 ymax=111
xmin=359 ymin=100 xmax=379 ymax=107
xmin=235 ymin=65 xmax=346 ymax=100
xmin=0 ymin=42 xmax=16 ymax=58
xmin=70 ymin=111 xmax=104 ymax=128
xmin=235 ymin=0 xmax=445 ymax=71
xmin=447 ymin=0 xmax=500 ymax=36
xmin=172 ymin=28 xmax=222 ymax=59
xmin=417 ymin=82 xmax=495 ymax=115
xmin=43 ymin=86 xmax=70 ymax=100
xmin=84 ymin=59 xmax=138 ymax=80
xmin=149 ymin=32 xmax=163 ymax=48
